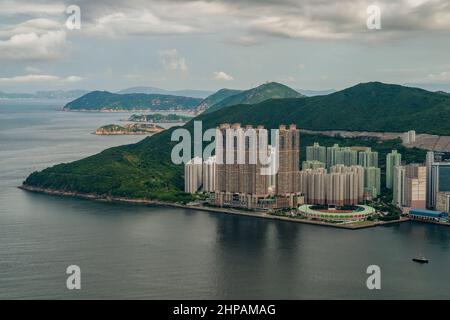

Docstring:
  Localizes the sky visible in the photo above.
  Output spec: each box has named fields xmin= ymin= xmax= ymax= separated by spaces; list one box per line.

xmin=1 ymin=0 xmax=450 ymax=93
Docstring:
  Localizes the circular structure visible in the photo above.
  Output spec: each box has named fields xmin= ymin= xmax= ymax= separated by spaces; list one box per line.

xmin=298 ymin=204 xmax=376 ymax=222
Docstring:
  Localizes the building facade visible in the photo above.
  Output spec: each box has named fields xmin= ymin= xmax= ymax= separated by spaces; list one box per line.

xmin=298 ymin=165 xmax=364 ymax=206
xmin=215 ymin=123 xmax=271 ymax=208
xmin=364 ymin=166 xmax=381 ymax=198
xmin=302 ymin=160 xmax=326 ymax=171
xmin=393 ymin=164 xmax=427 ymax=209
xmin=326 ymin=144 xmax=358 ymax=168
xmin=436 ymin=191 xmax=450 ymax=213
xmin=426 ymin=151 xmax=450 ymax=209
xmin=358 ymin=148 xmax=378 ymax=168
xmin=185 ymin=157 xmax=203 ymax=193
xmin=202 ymin=156 xmax=216 ymax=193
xmin=306 ymin=142 xmax=327 ymax=164
xmin=403 ymin=130 xmax=416 ymax=144
xmin=386 ymin=150 xmax=402 ymax=189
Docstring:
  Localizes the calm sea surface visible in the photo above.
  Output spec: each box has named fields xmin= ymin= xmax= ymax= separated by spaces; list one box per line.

xmin=0 ymin=100 xmax=449 ymax=299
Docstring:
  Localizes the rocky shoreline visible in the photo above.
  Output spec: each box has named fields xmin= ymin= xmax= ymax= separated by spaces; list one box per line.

xmin=19 ymin=184 xmax=409 ymax=230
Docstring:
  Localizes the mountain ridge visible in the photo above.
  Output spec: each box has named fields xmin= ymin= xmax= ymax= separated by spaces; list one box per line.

xmin=203 ymin=82 xmax=304 ymax=114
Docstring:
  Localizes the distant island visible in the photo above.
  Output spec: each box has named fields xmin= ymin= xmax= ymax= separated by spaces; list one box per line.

xmin=63 ymin=91 xmax=202 ymax=112
xmin=95 ymin=123 xmax=164 ymax=135
xmin=127 ymin=113 xmax=193 ymax=123
xmin=0 ymin=89 xmax=89 ymax=100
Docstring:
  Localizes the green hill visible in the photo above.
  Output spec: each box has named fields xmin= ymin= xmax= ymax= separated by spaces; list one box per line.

xmin=63 ymin=91 xmax=202 ymax=111
xmin=205 ymin=81 xmax=450 ymax=134
xmin=24 ymin=81 xmax=446 ymax=202
xmin=196 ymin=89 xmax=242 ymax=113
xmin=202 ymin=82 xmax=303 ymax=114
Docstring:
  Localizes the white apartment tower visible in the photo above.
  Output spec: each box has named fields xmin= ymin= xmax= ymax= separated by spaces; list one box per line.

xmin=185 ymin=157 xmax=203 ymax=193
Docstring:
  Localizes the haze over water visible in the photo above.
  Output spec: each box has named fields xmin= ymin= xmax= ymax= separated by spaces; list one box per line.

xmin=0 ymin=100 xmax=449 ymax=299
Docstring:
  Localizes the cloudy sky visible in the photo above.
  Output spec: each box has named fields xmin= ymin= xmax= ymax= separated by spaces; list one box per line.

xmin=1 ymin=0 xmax=450 ymax=92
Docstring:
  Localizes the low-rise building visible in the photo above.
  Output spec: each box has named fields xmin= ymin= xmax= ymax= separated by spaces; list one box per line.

xmin=409 ymin=208 xmax=448 ymax=223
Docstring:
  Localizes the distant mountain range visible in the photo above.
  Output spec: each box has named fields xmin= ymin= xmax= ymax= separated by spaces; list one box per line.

xmin=63 ymin=91 xmax=203 ymax=111
xmin=61 ymin=82 xmax=302 ymax=112
xmin=404 ymin=83 xmax=450 ymax=93
xmin=0 ymin=90 xmax=89 ymax=100
xmin=24 ymin=81 xmax=450 ymax=202
xmin=117 ymin=87 xmax=213 ymax=99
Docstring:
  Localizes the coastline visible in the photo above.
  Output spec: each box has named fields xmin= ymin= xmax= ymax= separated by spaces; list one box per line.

xmin=61 ymin=108 xmax=199 ymax=115
xmin=19 ymin=184 xmax=411 ymax=230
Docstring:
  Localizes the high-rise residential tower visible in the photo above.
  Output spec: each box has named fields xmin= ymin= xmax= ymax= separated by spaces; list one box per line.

xmin=306 ymin=142 xmax=327 ymax=164
xmin=302 ymin=160 xmax=326 ymax=171
xmin=214 ymin=123 xmax=271 ymax=209
xmin=386 ymin=150 xmax=402 ymax=189
xmin=358 ymin=148 xmax=378 ymax=168
xmin=326 ymin=144 xmax=358 ymax=168
xmin=185 ymin=157 xmax=203 ymax=193
xmin=364 ymin=166 xmax=381 ymax=198
xmin=393 ymin=164 xmax=427 ymax=209
xmin=426 ymin=151 xmax=450 ymax=208
xmin=202 ymin=156 xmax=216 ymax=193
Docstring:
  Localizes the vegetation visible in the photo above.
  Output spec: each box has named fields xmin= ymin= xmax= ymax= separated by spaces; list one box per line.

xmin=25 ymin=82 xmax=440 ymax=202
xmin=200 ymin=82 xmax=450 ymax=135
xmin=63 ymin=91 xmax=202 ymax=111
xmin=95 ymin=123 xmax=164 ymax=135
xmin=196 ymin=89 xmax=242 ymax=112
xmin=128 ymin=113 xmax=193 ymax=123
xmin=202 ymin=82 xmax=304 ymax=114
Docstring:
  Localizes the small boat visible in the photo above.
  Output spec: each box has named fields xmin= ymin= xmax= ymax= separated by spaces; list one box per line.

xmin=412 ymin=257 xmax=429 ymax=263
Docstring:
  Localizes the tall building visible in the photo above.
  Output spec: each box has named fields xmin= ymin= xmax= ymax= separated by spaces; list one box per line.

xmin=436 ymin=192 xmax=450 ymax=213
xmin=275 ymin=124 xmax=300 ymax=194
xmin=214 ymin=123 xmax=271 ymax=209
xmin=364 ymin=166 xmax=381 ymax=198
xmin=358 ymin=148 xmax=378 ymax=168
xmin=302 ymin=160 xmax=326 ymax=171
xmin=202 ymin=156 xmax=216 ymax=193
xmin=426 ymin=151 xmax=450 ymax=208
xmin=298 ymin=165 xmax=364 ymax=206
xmin=402 ymin=130 xmax=416 ymax=144
xmin=386 ymin=150 xmax=402 ymax=189
xmin=306 ymin=142 xmax=326 ymax=164
xmin=393 ymin=164 xmax=426 ymax=209
xmin=393 ymin=166 xmax=406 ymax=207
xmin=326 ymin=144 xmax=358 ymax=168
xmin=185 ymin=157 xmax=203 ymax=193
xmin=275 ymin=124 xmax=302 ymax=208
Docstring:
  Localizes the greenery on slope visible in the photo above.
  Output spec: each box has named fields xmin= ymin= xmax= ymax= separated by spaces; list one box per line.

xmin=128 ymin=113 xmax=192 ymax=123
xmin=63 ymin=91 xmax=202 ymax=111
xmin=26 ymin=81 xmax=436 ymax=203
xmin=196 ymin=89 xmax=242 ymax=112
xmin=202 ymin=82 xmax=303 ymax=114
xmin=202 ymin=82 xmax=450 ymax=135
